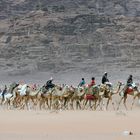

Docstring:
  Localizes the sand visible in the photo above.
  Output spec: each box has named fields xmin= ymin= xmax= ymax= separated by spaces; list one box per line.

xmin=0 ymin=108 xmax=140 ymax=140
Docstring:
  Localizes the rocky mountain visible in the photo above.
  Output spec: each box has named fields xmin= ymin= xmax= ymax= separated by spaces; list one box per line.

xmin=0 ymin=0 xmax=140 ymax=83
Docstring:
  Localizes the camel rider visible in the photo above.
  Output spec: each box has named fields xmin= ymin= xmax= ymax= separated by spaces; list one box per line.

xmin=2 ymin=85 xmax=7 ymax=101
xmin=78 ymin=78 xmax=85 ymax=87
xmin=102 ymin=72 xmax=109 ymax=84
xmin=127 ymin=75 xmax=133 ymax=87
xmin=45 ymin=77 xmax=55 ymax=90
xmin=124 ymin=75 xmax=134 ymax=95
xmin=102 ymin=72 xmax=112 ymax=89
xmin=88 ymin=77 xmax=96 ymax=88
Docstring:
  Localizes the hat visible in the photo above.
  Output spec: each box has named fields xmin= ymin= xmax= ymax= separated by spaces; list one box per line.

xmin=50 ymin=77 xmax=53 ymax=80
xmin=104 ymin=72 xmax=107 ymax=75
xmin=92 ymin=77 xmax=95 ymax=80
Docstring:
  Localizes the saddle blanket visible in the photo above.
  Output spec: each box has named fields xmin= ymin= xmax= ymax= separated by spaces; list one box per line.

xmin=85 ymin=94 xmax=96 ymax=100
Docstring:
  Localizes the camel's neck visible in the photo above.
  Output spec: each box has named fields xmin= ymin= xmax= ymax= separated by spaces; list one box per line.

xmin=113 ymin=83 xmax=122 ymax=94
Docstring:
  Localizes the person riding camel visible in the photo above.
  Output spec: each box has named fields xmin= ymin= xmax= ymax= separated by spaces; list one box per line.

xmin=127 ymin=75 xmax=133 ymax=87
xmin=88 ymin=77 xmax=96 ymax=88
xmin=102 ymin=72 xmax=112 ymax=89
xmin=78 ymin=78 xmax=86 ymax=87
xmin=102 ymin=72 xmax=109 ymax=84
xmin=124 ymin=75 xmax=134 ymax=95
xmin=45 ymin=77 xmax=55 ymax=90
xmin=2 ymin=85 xmax=7 ymax=101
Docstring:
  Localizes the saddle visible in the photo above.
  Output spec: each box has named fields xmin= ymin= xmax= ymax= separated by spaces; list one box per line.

xmin=85 ymin=94 xmax=96 ymax=100
xmin=125 ymin=87 xmax=134 ymax=94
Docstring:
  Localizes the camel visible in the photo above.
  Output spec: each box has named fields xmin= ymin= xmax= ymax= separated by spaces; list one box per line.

xmin=11 ymin=84 xmax=31 ymax=109
xmin=43 ymin=84 xmax=79 ymax=110
xmin=50 ymin=85 xmax=65 ymax=110
xmin=64 ymin=86 xmax=85 ymax=110
xmin=83 ymin=85 xmax=102 ymax=110
xmin=57 ymin=85 xmax=75 ymax=110
xmin=38 ymin=87 xmax=53 ymax=110
xmin=99 ymin=81 xmax=123 ymax=110
xmin=0 ymin=83 xmax=19 ymax=109
xmin=38 ymin=85 xmax=65 ymax=110
xmin=25 ymin=86 xmax=41 ymax=110
xmin=0 ymin=92 xmax=14 ymax=109
xmin=117 ymin=83 xmax=140 ymax=110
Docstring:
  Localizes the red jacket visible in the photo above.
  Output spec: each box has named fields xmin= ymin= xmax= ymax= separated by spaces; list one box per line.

xmin=88 ymin=80 xmax=95 ymax=87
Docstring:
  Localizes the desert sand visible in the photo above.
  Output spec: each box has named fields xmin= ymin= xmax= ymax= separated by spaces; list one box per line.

xmin=0 ymin=107 xmax=140 ymax=140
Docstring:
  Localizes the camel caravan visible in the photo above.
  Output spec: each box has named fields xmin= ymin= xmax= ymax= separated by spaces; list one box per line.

xmin=0 ymin=73 xmax=140 ymax=111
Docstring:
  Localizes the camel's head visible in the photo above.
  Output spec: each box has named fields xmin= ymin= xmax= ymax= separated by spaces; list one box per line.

xmin=118 ymin=81 xmax=124 ymax=86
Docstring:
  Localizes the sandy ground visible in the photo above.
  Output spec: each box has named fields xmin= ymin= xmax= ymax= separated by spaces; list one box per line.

xmin=0 ymin=108 xmax=140 ymax=140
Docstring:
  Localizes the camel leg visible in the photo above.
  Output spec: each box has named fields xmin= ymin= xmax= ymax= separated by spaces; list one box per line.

xmin=24 ymin=97 xmax=28 ymax=110
xmin=53 ymin=98 xmax=61 ymax=110
xmin=97 ymin=99 xmax=102 ymax=111
xmin=76 ymin=100 xmax=78 ymax=110
xmin=80 ymin=99 xmax=84 ymax=110
xmin=110 ymin=98 xmax=115 ymax=110
xmin=78 ymin=100 xmax=82 ymax=110
xmin=106 ymin=98 xmax=110 ymax=110
xmin=123 ymin=96 xmax=128 ymax=110
xmin=39 ymin=100 xmax=42 ymax=110
xmin=2 ymin=99 xmax=6 ymax=109
xmin=22 ymin=97 xmax=28 ymax=110
xmin=71 ymin=101 xmax=74 ymax=110
xmin=63 ymin=98 xmax=67 ymax=110
xmin=49 ymin=98 xmax=52 ymax=110
xmin=89 ymin=100 xmax=92 ymax=109
xmin=26 ymin=97 xmax=31 ymax=110
xmin=101 ymin=98 xmax=106 ymax=111
xmin=117 ymin=97 xmax=123 ymax=110
xmin=93 ymin=100 xmax=97 ymax=110
xmin=45 ymin=98 xmax=50 ymax=109
xmin=95 ymin=97 xmax=102 ymax=111
xmin=7 ymin=100 xmax=11 ymax=110
xmin=106 ymin=97 xmax=115 ymax=110
xmin=58 ymin=99 xmax=62 ymax=110
xmin=39 ymin=98 xmax=44 ymax=110
xmin=42 ymin=99 xmax=46 ymax=110
xmin=70 ymin=99 xmax=74 ymax=110
xmin=131 ymin=96 xmax=136 ymax=110
xmin=31 ymin=97 xmax=37 ymax=110
xmin=84 ymin=100 xmax=88 ymax=110
xmin=94 ymin=99 xmax=99 ymax=110
xmin=0 ymin=98 xmax=4 ymax=105
xmin=92 ymin=101 xmax=97 ymax=110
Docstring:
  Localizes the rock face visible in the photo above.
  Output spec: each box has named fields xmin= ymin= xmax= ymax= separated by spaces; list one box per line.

xmin=0 ymin=0 xmax=140 ymax=81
